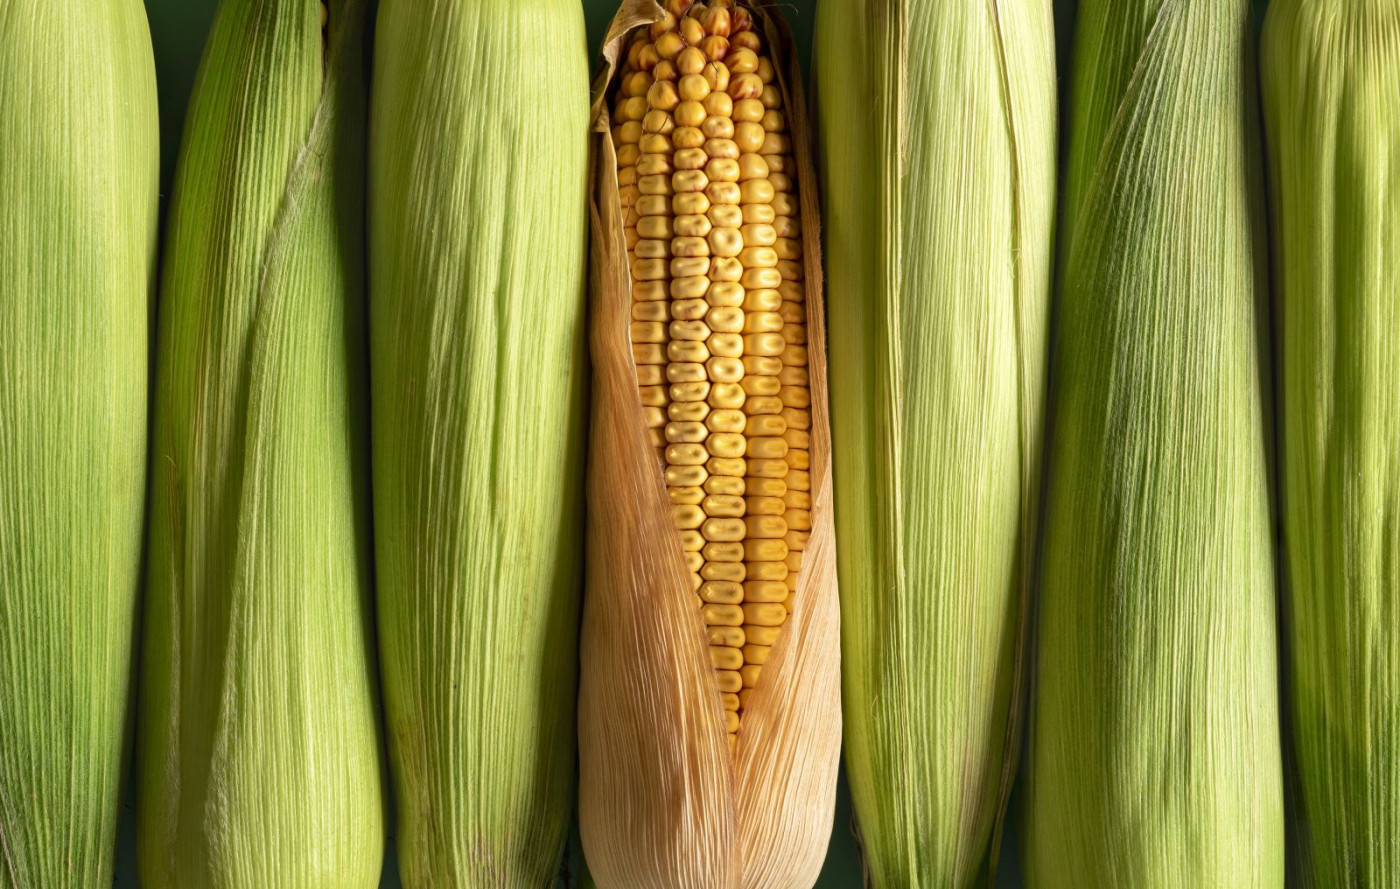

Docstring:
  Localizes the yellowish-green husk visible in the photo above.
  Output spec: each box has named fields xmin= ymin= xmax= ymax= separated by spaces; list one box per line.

xmin=0 ymin=3 xmax=158 ymax=885
xmin=816 ymin=0 xmax=1057 ymax=884
xmin=369 ymin=1 xmax=590 ymax=885
xmin=137 ymin=1 xmax=385 ymax=886
xmin=1026 ymin=1 xmax=1283 ymax=886
xmin=1263 ymin=1 xmax=1400 ymax=883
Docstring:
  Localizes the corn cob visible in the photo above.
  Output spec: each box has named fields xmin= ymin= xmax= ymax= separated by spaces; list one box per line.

xmin=1025 ymin=1 xmax=1283 ymax=886
xmin=368 ymin=0 xmax=589 ymax=885
xmin=136 ymin=2 xmax=384 ymax=886
xmin=1263 ymin=1 xmax=1400 ymax=883
xmin=0 ymin=3 xmax=157 ymax=885
xmin=816 ymin=0 xmax=1056 ymax=884
xmin=610 ymin=0 xmax=812 ymax=741
xmin=580 ymin=2 xmax=840 ymax=886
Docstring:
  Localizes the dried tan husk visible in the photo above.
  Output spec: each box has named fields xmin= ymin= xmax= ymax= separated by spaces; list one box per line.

xmin=578 ymin=3 xmax=841 ymax=888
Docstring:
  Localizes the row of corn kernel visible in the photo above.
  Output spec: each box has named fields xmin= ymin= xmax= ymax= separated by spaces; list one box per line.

xmin=616 ymin=52 xmax=672 ymax=456
xmin=633 ymin=28 xmax=710 ymax=617
xmin=692 ymin=0 xmax=773 ymax=738
xmin=633 ymin=8 xmax=745 ymax=727
xmin=726 ymin=29 xmax=786 ymax=711
xmin=668 ymin=8 xmax=751 ymax=733
xmin=737 ymin=23 xmax=816 ymax=712
xmin=624 ymin=3 xmax=733 ymax=728
xmin=764 ymin=103 xmax=812 ymax=618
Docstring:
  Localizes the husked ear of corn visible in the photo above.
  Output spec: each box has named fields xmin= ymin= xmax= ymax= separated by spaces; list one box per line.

xmin=1263 ymin=1 xmax=1400 ymax=882
xmin=580 ymin=1 xmax=840 ymax=886
xmin=368 ymin=0 xmax=590 ymax=884
xmin=1026 ymin=1 xmax=1283 ymax=886
xmin=815 ymin=0 xmax=1056 ymax=883
xmin=0 ymin=2 xmax=158 ymax=883
xmin=137 ymin=1 xmax=385 ymax=885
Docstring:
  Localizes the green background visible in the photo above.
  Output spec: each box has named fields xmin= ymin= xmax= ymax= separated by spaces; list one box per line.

xmin=118 ymin=0 xmax=1051 ymax=885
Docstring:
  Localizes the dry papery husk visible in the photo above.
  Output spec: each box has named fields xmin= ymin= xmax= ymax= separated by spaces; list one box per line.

xmin=578 ymin=3 xmax=841 ymax=888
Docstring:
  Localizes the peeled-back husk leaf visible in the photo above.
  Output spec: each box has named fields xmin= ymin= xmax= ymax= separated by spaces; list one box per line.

xmin=1026 ymin=1 xmax=1283 ymax=886
xmin=1263 ymin=1 xmax=1400 ymax=883
xmin=815 ymin=0 xmax=1056 ymax=884
xmin=136 ymin=1 xmax=385 ymax=885
xmin=0 ymin=2 xmax=158 ymax=884
xmin=368 ymin=1 xmax=590 ymax=885
xmin=578 ymin=3 xmax=841 ymax=887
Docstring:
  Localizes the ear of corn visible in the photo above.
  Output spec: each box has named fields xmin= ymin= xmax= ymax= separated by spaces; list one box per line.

xmin=579 ymin=2 xmax=841 ymax=886
xmin=136 ymin=1 xmax=385 ymax=885
xmin=613 ymin=0 xmax=813 ymax=744
xmin=815 ymin=0 xmax=1056 ymax=883
xmin=0 ymin=3 xmax=158 ymax=884
xmin=1263 ymin=2 xmax=1400 ymax=883
xmin=368 ymin=1 xmax=590 ymax=884
xmin=1026 ymin=1 xmax=1283 ymax=886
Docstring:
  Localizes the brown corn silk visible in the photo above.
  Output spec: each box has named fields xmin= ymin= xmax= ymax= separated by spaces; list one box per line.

xmin=579 ymin=2 xmax=841 ymax=887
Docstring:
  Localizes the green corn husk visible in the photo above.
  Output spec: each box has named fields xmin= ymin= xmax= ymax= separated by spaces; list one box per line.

xmin=0 ymin=3 xmax=158 ymax=884
xmin=136 ymin=1 xmax=384 ymax=885
xmin=1025 ymin=1 xmax=1283 ymax=886
xmin=1263 ymin=1 xmax=1400 ymax=883
xmin=368 ymin=1 xmax=589 ymax=884
xmin=816 ymin=0 xmax=1057 ymax=883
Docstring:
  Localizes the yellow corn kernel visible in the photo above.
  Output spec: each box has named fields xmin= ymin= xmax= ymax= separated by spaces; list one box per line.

xmin=742 ymin=603 xmax=785 ymax=627
xmin=745 ymin=561 xmax=787 ymax=581
xmin=710 ymin=646 xmax=743 ymax=671
xmin=702 ymin=604 xmax=743 ymax=626
xmin=702 ymin=561 xmax=746 ymax=582
xmin=710 ymin=627 xmax=746 ymax=648
xmin=746 ymin=625 xmax=781 ymax=647
xmin=739 ymin=664 xmax=763 ymax=688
